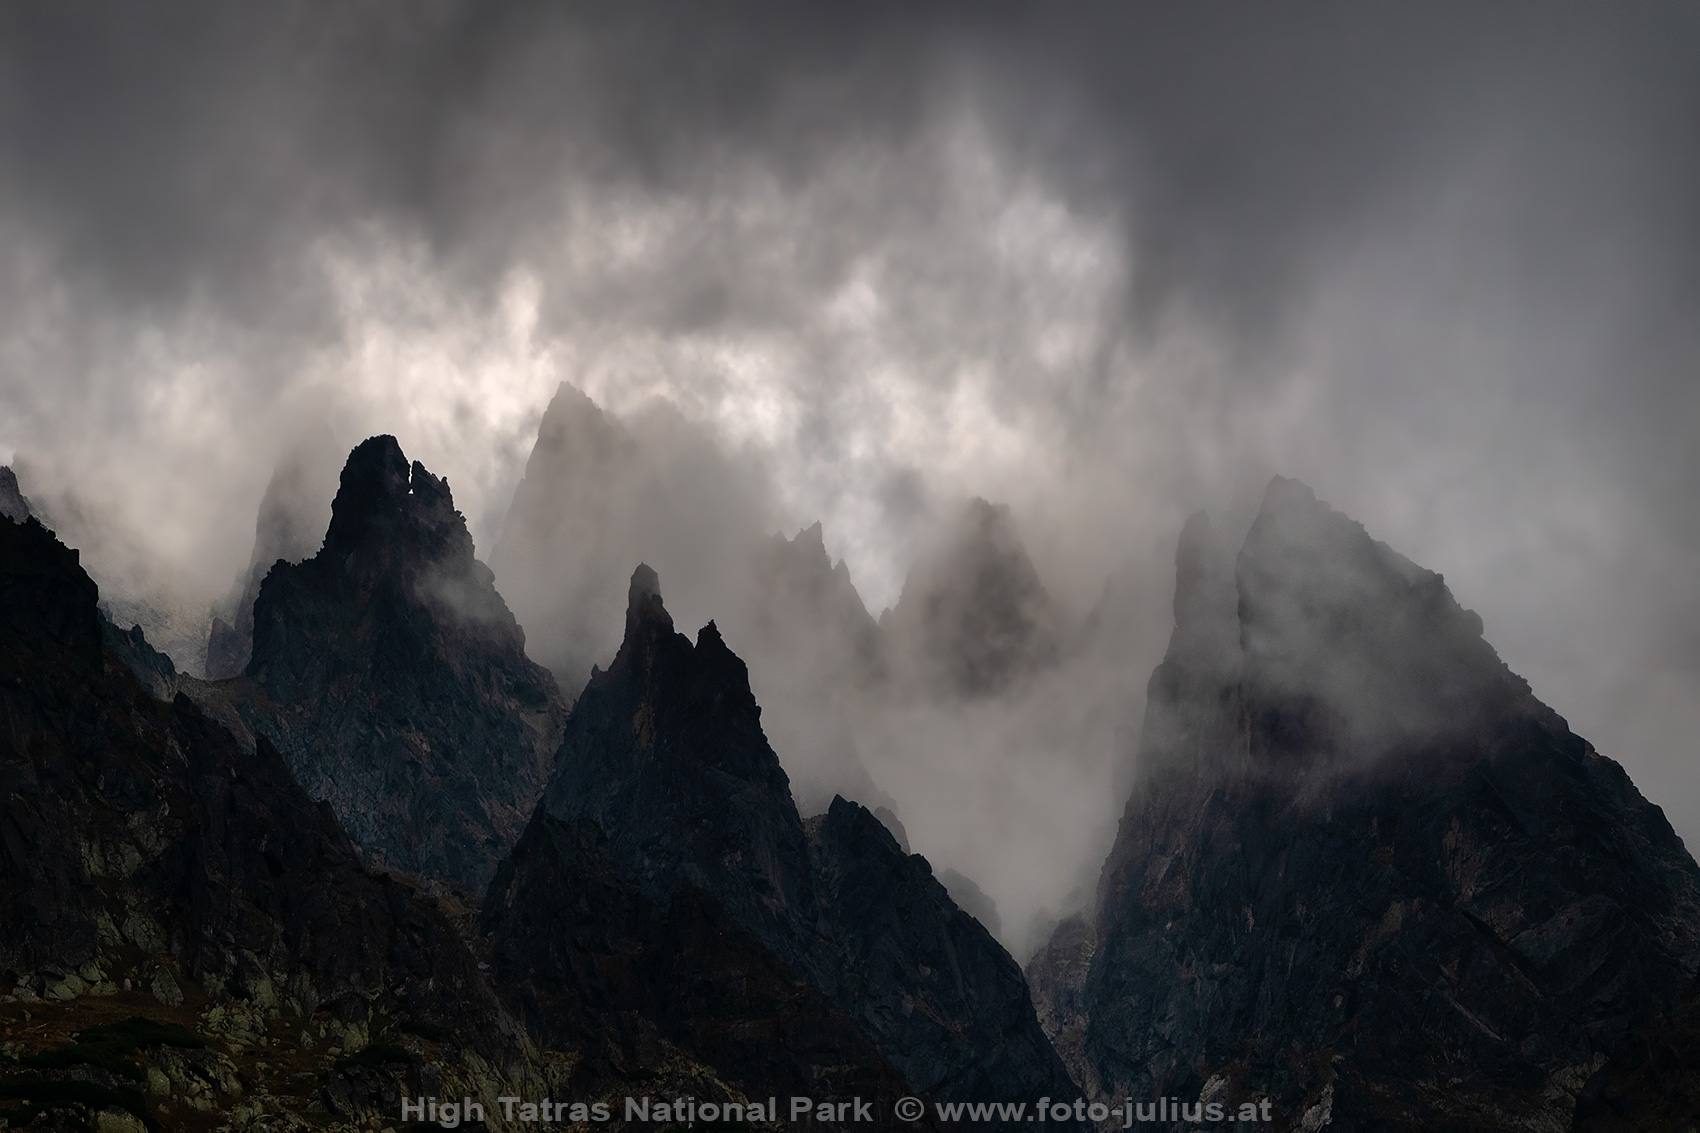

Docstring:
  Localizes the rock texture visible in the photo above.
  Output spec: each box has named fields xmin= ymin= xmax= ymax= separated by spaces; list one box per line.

xmin=484 ymin=566 xmax=1085 ymax=1125
xmin=0 ymin=466 xmax=31 ymax=523
xmin=0 ymin=511 xmax=561 ymax=1130
xmin=99 ymin=614 xmax=180 ymax=701
xmin=1063 ymin=478 xmax=1700 ymax=1130
xmin=1024 ymin=913 xmax=1098 ymax=1098
xmin=208 ymin=436 xmax=565 ymax=894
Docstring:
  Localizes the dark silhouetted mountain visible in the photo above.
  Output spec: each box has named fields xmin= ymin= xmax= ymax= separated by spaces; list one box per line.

xmin=0 ymin=466 xmax=31 ymax=523
xmin=205 ymin=428 xmax=339 ymax=679
xmin=0 ymin=511 xmax=562 ymax=1128
xmin=1052 ymin=478 xmax=1700 ymax=1129
xmin=884 ymin=497 xmax=1064 ymax=698
xmin=483 ymin=566 xmax=1085 ymax=1125
xmin=196 ymin=436 xmax=565 ymax=894
xmin=807 ymin=797 xmax=1074 ymax=1109
xmin=492 ymin=382 xmax=891 ymax=813
xmin=99 ymin=613 xmax=179 ymax=700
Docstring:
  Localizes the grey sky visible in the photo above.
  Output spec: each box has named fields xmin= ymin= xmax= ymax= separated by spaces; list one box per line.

xmin=1 ymin=3 xmax=1696 ymax=854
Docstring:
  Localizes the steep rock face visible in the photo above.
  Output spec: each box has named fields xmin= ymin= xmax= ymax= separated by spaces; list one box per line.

xmin=809 ymin=798 xmax=1075 ymax=1105
xmin=482 ymin=804 xmax=926 ymax=1113
xmin=100 ymin=614 xmax=180 ymax=700
xmin=884 ymin=497 xmax=1064 ymax=698
xmin=1077 ymin=479 xmax=1700 ymax=1130
xmin=0 ymin=466 xmax=31 ymax=523
xmin=0 ymin=512 xmax=558 ymax=1129
xmin=536 ymin=564 xmax=824 ymax=971
xmin=205 ymin=431 xmax=339 ymax=679
xmin=485 ymin=566 xmax=1084 ymax=1123
xmin=1024 ymin=913 xmax=1098 ymax=1098
xmin=215 ymin=436 xmax=564 ymax=894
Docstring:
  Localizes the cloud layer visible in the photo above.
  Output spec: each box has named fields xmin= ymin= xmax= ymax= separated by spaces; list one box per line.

xmin=2 ymin=4 xmax=1696 ymax=906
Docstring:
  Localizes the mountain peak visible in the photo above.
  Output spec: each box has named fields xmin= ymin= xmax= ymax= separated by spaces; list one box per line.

xmin=0 ymin=465 xmax=33 ymax=523
xmin=235 ymin=435 xmax=563 ymax=891
xmin=887 ymin=496 xmax=1062 ymax=697
xmin=1237 ymin=477 xmax=1534 ymax=763
xmin=323 ymin=435 xmax=410 ymax=553
xmin=623 ymin=561 xmax=672 ymax=645
xmin=1075 ymin=481 xmax=1700 ymax=1127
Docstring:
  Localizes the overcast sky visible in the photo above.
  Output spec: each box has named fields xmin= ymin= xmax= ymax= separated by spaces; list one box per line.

xmin=2 ymin=2 xmax=1697 ymax=844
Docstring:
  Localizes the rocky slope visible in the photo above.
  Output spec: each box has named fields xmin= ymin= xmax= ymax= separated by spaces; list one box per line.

xmin=483 ymin=565 xmax=1086 ymax=1126
xmin=198 ymin=436 xmax=565 ymax=895
xmin=0 ymin=511 xmax=564 ymax=1131
xmin=0 ymin=466 xmax=31 ymax=523
xmin=1045 ymin=478 xmax=1700 ymax=1130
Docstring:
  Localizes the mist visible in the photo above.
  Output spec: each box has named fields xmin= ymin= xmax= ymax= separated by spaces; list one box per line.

xmin=2 ymin=4 xmax=1697 ymax=954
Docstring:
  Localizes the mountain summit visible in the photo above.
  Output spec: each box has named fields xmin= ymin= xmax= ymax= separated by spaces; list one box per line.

xmin=0 ymin=466 xmax=31 ymax=523
xmin=204 ymin=436 xmax=565 ymax=893
xmin=1042 ymin=478 xmax=1700 ymax=1129
xmin=485 ymin=566 xmax=1085 ymax=1125
xmin=885 ymin=497 xmax=1064 ymax=697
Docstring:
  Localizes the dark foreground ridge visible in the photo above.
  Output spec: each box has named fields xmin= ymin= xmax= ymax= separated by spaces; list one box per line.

xmin=1032 ymin=478 xmax=1700 ymax=1130
xmin=197 ymin=435 xmax=566 ymax=894
xmin=0 ymin=511 xmax=561 ymax=1128
xmin=484 ymin=564 xmax=1085 ymax=1128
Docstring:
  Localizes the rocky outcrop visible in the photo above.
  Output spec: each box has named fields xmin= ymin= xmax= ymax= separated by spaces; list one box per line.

xmin=808 ymin=797 xmax=1074 ymax=1107
xmin=1072 ymin=478 xmax=1700 ymax=1130
xmin=883 ymin=497 xmax=1064 ymax=698
xmin=203 ymin=436 xmax=565 ymax=894
xmin=205 ymin=431 xmax=340 ymax=679
xmin=484 ymin=565 xmax=1085 ymax=1124
xmin=0 ymin=511 xmax=561 ymax=1130
xmin=1024 ymin=913 xmax=1098 ymax=1098
xmin=99 ymin=614 xmax=180 ymax=700
xmin=0 ymin=466 xmax=31 ymax=523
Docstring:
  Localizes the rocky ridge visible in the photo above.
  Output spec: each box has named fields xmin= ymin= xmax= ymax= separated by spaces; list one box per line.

xmin=197 ymin=436 xmax=565 ymax=895
xmin=1034 ymin=478 xmax=1700 ymax=1130
xmin=483 ymin=565 xmax=1086 ymax=1127
xmin=0 ymin=467 xmax=31 ymax=524
xmin=0 ymin=511 xmax=562 ymax=1131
